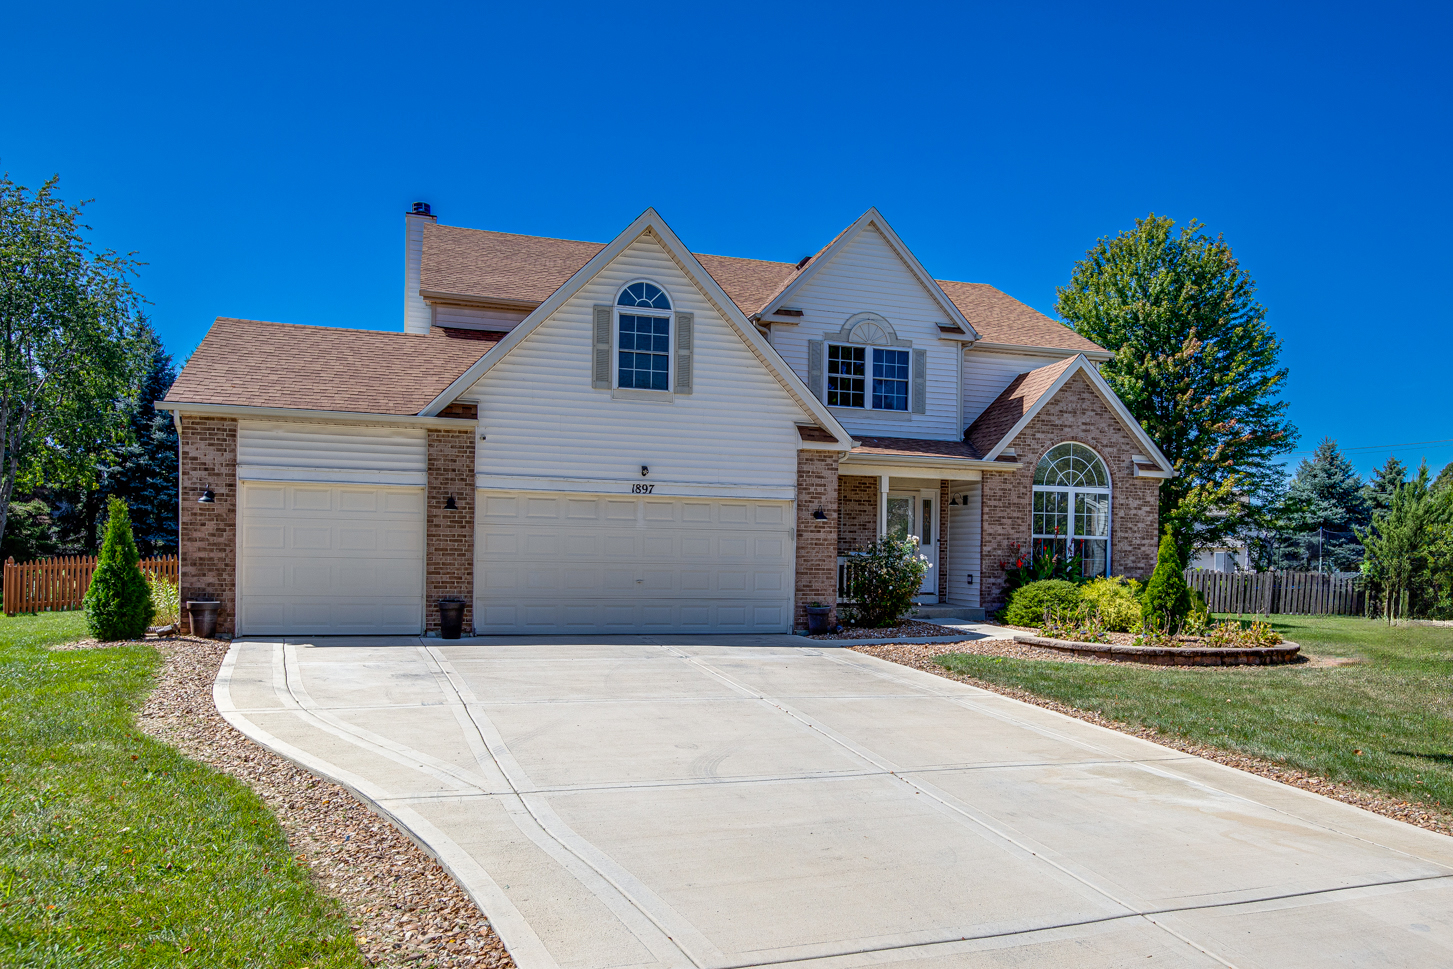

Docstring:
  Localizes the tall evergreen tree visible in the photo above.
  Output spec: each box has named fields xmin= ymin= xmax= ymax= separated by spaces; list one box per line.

xmin=1365 ymin=455 xmax=1407 ymax=513
xmin=1434 ymin=461 xmax=1453 ymax=495
xmin=1056 ymin=214 xmax=1297 ymax=564
xmin=1272 ymin=439 xmax=1371 ymax=572
xmin=104 ymin=329 xmax=178 ymax=555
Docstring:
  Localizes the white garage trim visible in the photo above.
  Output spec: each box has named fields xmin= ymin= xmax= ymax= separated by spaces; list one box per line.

xmin=475 ymin=473 xmax=795 ymax=501
xmin=237 ymin=482 xmax=426 ymax=636
xmin=474 ymin=489 xmax=795 ymax=635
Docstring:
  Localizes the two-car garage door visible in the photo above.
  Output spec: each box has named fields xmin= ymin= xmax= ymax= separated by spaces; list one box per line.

xmin=474 ymin=492 xmax=794 ymax=634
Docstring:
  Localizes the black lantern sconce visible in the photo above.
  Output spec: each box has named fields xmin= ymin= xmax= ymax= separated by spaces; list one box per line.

xmin=198 ymin=488 xmax=215 ymax=504
xmin=949 ymin=496 xmax=959 ymax=506
xmin=966 ymin=573 xmax=974 ymax=586
xmin=812 ymin=508 xmax=828 ymax=520
xmin=444 ymin=495 xmax=458 ymax=510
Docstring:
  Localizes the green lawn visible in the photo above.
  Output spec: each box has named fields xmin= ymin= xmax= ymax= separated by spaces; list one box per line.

xmin=938 ymin=615 xmax=1453 ymax=815
xmin=0 ymin=612 xmax=364 ymax=968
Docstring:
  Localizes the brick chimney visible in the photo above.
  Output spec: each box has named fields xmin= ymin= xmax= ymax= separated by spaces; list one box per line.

xmin=404 ymin=201 xmax=436 ymax=335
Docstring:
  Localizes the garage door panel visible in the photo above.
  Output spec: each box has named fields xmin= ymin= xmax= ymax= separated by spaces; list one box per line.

xmin=476 ymin=491 xmax=793 ymax=634
xmin=239 ymin=483 xmax=424 ymax=635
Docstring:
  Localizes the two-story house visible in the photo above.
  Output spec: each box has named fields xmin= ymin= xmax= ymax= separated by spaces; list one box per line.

xmin=160 ymin=206 xmax=1173 ymax=637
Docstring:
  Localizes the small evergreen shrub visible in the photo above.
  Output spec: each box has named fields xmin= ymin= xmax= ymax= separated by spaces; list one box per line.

xmin=1141 ymin=528 xmax=1192 ymax=634
xmin=842 ymin=536 xmax=930 ymax=628
xmin=1080 ymin=576 xmax=1143 ymax=632
xmin=84 ymin=497 xmax=155 ymax=641
xmin=1003 ymin=579 xmax=1082 ymax=627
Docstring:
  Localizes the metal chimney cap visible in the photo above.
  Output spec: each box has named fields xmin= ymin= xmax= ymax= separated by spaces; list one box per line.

xmin=411 ymin=201 xmax=432 ymax=216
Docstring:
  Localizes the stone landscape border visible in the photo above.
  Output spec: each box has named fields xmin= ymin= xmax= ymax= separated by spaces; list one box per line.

xmin=1013 ymin=633 xmax=1302 ymax=666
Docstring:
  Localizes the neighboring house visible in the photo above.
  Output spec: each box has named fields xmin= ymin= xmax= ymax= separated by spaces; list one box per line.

xmin=1189 ymin=542 xmax=1251 ymax=573
xmin=158 ymin=205 xmax=1174 ymax=637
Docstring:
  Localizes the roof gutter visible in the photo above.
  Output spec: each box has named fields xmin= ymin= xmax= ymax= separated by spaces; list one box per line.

xmin=155 ymin=401 xmax=478 ymax=429
xmin=418 ymin=289 xmax=542 ymax=312
xmin=970 ymin=341 xmax=1113 ymax=362
xmin=839 ymin=452 xmax=1023 ymax=474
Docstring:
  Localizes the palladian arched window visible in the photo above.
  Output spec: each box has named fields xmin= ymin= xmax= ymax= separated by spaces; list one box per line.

xmin=616 ymin=282 xmax=672 ymax=391
xmin=1033 ymin=443 xmax=1111 ymax=577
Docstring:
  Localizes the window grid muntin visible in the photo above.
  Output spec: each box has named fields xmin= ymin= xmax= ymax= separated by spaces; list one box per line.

xmin=617 ymin=281 xmax=671 ymax=309
xmin=872 ymin=348 xmax=909 ymax=410
xmin=1032 ymin=443 xmax=1110 ymax=577
xmin=827 ymin=344 xmax=865 ymax=408
xmin=618 ymin=313 xmax=671 ymax=391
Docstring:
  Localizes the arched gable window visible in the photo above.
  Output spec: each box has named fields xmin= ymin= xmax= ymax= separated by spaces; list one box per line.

xmin=616 ymin=282 xmax=672 ymax=391
xmin=1032 ymin=442 xmax=1111 ymax=577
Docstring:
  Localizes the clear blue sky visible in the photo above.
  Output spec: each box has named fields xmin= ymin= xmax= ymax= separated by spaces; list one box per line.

xmin=4 ymin=1 xmax=1448 ymax=480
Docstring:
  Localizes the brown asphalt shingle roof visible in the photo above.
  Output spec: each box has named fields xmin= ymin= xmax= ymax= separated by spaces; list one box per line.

xmin=165 ymin=318 xmax=498 ymax=416
xmin=421 ymin=222 xmax=1104 ymax=354
xmin=964 ymin=355 xmax=1080 ymax=456
xmin=848 ymin=437 xmax=984 ymax=461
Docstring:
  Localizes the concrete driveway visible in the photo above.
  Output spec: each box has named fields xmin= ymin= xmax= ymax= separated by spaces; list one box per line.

xmin=217 ymin=635 xmax=1453 ymax=968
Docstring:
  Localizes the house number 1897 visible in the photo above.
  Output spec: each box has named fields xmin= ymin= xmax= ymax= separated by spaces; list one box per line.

xmin=631 ymin=483 xmax=655 ymax=494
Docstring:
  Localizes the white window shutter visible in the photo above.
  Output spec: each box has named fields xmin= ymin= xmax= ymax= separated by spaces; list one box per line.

xmin=911 ymin=348 xmax=927 ymax=414
xmin=808 ymin=340 xmax=824 ymax=400
xmin=592 ymin=305 xmax=612 ymax=389
xmin=674 ymin=312 xmax=693 ymax=394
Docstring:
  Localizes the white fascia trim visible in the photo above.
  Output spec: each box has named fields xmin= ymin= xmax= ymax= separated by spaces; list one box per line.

xmin=750 ymin=207 xmax=981 ymax=341
xmin=839 ymin=454 xmax=1020 ymax=475
xmin=238 ymin=466 xmax=428 ymax=487
xmin=979 ymin=356 xmax=1176 ymax=475
xmin=475 ymin=473 xmax=795 ymax=501
xmin=418 ymin=208 xmax=854 ymax=448
xmin=971 ymin=341 xmax=1113 ymax=362
xmin=156 ymin=401 xmax=478 ymax=429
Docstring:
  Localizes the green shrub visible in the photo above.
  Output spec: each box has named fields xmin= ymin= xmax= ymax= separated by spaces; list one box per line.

xmin=842 ymin=536 xmax=930 ymax=628
xmin=1141 ymin=528 xmax=1192 ymax=633
xmin=83 ymin=497 xmax=155 ymax=641
xmin=148 ymin=574 xmax=180 ymax=627
xmin=1003 ymin=579 xmax=1082 ymax=627
xmin=1081 ymin=576 xmax=1143 ymax=632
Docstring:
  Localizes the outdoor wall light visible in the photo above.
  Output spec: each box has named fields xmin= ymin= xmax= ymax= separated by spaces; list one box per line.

xmin=949 ymin=496 xmax=959 ymax=506
xmin=198 ymin=488 xmax=215 ymax=504
xmin=640 ymin=465 xmax=649 ymax=477
xmin=444 ymin=495 xmax=458 ymax=510
xmin=812 ymin=508 xmax=828 ymax=520
xmin=966 ymin=574 xmax=974 ymax=585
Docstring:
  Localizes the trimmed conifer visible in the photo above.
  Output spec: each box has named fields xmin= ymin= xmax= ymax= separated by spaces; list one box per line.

xmin=1141 ymin=527 xmax=1192 ymax=633
xmin=84 ymin=497 xmax=155 ymax=641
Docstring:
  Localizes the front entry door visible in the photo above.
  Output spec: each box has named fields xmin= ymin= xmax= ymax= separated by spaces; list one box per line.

xmin=886 ymin=491 xmax=938 ymax=603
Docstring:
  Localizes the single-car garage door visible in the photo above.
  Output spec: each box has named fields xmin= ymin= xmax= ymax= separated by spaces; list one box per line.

xmin=238 ymin=482 xmax=426 ymax=635
xmin=475 ymin=491 xmax=793 ymax=634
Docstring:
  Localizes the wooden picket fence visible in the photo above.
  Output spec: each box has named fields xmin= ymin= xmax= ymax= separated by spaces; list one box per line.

xmin=1184 ymin=569 xmax=1365 ymax=616
xmin=3 ymin=554 xmax=178 ymax=616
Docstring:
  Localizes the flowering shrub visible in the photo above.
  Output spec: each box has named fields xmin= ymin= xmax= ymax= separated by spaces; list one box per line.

xmin=841 ymin=536 xmax=930 ymax=628
xmin=1000 ymin=536 xmax=1085 ymax=592
xmin=1203 ymin=620 xmax=1284 ymax=648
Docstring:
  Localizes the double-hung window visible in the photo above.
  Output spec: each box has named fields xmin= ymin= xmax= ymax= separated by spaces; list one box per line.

xmin=617 ymin=282 xmax=671 ymax=391
xmin=827 ymin=345 xmax=908 ymax=411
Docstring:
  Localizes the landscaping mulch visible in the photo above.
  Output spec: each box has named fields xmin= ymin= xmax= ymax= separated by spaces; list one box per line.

xmin=126 ymin=635 xmax=514 ymax=969
xmin=852 ymin=640 xmax=1453 ymax=839
xmin=808 ymin=619 xmax=953 ymax=640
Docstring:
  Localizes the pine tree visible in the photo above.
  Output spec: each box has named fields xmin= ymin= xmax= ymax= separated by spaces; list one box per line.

xmin=83 ymin=497 xmax=154 ymax=641
xmin=1365 ymin=456 xmax=1407 ymax=514
xmin=104 ymin=332 xmax=179 ymax=555
xmin=1273 ymin=438 xmax=1371 ymax=572
xmin=1142 ymin=528 xmax=1192 ymax=632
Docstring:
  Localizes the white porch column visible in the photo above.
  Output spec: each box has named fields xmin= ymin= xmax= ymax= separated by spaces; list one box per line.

xmin=878 ymin=474 xmax=890 ymax=538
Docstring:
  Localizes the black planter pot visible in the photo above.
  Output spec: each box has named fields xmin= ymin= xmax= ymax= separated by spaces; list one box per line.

xmin=437 ymin=599 xmax=466 ymax=640
xmin=186 ymin=600 xmax=221 ymax=639
xmin=805 ymin=605 xmax=833 ymax=635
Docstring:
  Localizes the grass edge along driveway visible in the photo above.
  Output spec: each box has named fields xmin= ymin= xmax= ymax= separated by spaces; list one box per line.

xmin=937 ymin=615 xmax=1453 ymax=819
xmin=0 ymin=612 xmax=366 ymax=968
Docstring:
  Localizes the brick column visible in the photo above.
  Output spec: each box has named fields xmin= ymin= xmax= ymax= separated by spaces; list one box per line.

xmin=795 ymin=450 xmax=840 ymax=630
xmin=425 ymin=423 xmax=476 ymax=634
xmin=178 ymin=416 xmax=237 ymax=637
xmin=938 ymin=479 xmax=950 ymax=600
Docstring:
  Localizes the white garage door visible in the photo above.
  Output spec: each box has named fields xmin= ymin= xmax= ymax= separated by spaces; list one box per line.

xmin=238 ymin=483 xmax=426 ymax=635
xmin=475 ymin=491 xmax=794 ymax=634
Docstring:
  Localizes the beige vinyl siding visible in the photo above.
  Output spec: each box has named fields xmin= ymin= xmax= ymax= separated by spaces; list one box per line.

xmin=770 ymin=225 xmax=962 ymax=440
xmin=963 ymin=349 xmax=1070 ymax=427
xmin=466 ymin=234 xmax=806 ymax=497
xmin=236 ymin=421 xmax=427 ymax=487
xmin=433 ymin=302 xmax=530 ymax=331
xmin=946 ymin=480 xmax=981 ymax=609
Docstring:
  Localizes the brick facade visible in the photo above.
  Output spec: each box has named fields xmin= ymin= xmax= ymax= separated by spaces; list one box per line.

xmin=795 ymin=450 xmax=840 ymax=629
xmin=937 ymin=479 xmax=950 ymax=600
xmin=979 ymin=372 xmax=1162 ymax=612
xmin=425 ymin=427 xmax=476 ymax=634
xmin=178 ymin=416 xmax=237 ymax=637
xmin=837 ymin=475 xmax=878 ymax=555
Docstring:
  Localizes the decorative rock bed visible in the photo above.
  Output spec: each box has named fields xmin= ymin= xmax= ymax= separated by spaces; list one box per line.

xmin=1013 ymin=633 xmax=1302 ymax=666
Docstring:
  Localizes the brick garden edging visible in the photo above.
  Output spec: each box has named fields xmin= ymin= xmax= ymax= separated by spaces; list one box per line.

xmin=1013 ymin=633 xmax=1302 ymax=666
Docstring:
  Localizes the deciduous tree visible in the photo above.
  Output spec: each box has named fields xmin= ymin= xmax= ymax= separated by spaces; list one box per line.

xmin=1056 ymin=214 xmax=1297 ymax=563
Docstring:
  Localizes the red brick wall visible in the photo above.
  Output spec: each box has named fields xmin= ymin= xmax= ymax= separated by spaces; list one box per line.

xmin=426 ymin=427 xmax=476 ymax=633
xmin=837 ymin=475 xmax=878 ymax=555
xmin=795 ymin=450 xmax=840 ymax=629
xmin=178 ymin=416 xmax=237 ymax=637
xmin=979 ymin=372 xmax=1162 ymax=612
xmin=937 ymin=479 xmax=949 ymax=600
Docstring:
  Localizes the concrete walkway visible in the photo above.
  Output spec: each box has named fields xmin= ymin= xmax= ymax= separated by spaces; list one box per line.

xmin=216 ymin=635 xmax=1453 ymax=968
